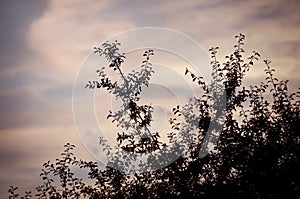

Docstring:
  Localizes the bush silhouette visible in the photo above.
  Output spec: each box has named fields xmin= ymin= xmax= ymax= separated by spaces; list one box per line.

xmin=10 ymin=34 xmax=299 ymax=198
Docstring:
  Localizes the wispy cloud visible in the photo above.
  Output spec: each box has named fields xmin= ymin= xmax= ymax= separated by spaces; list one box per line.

xmin=27 ymin=0 xmax=134 ymax=80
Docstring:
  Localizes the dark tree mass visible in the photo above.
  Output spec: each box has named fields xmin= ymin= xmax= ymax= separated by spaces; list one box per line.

xmin=10 ymin=34 xmax=300 ymax=199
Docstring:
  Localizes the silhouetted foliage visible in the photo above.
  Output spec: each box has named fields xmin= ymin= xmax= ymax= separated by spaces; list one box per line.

xmin=10 ymin=34 xmax=299 ymax=198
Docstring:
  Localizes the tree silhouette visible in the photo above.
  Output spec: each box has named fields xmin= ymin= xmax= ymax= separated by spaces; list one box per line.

xmin=10 ymin=34 xmax=299 ymax=198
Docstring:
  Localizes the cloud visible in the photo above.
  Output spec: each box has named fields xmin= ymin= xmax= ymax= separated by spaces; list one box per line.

xmin=0 ymin=74 xmax=74 ymax=130
xmin=27 ymin=0 xmax=135 ymax=82
xmin=23 ymin=0 xmax=300 ymax=88
xmin=0 ymin=0 xmax=48 ymax=74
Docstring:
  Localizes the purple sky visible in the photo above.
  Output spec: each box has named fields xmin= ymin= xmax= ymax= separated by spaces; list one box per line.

xmin=0 ymin=0 xmax=300 ymax=197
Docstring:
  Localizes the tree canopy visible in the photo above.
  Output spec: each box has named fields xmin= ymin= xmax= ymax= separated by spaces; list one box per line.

xmin=10 ymin=34 xmax=299 ymax=199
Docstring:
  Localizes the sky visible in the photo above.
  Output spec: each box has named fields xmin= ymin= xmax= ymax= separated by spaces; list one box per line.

xmin=0 ymin=0 xmax=300 ymax=197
